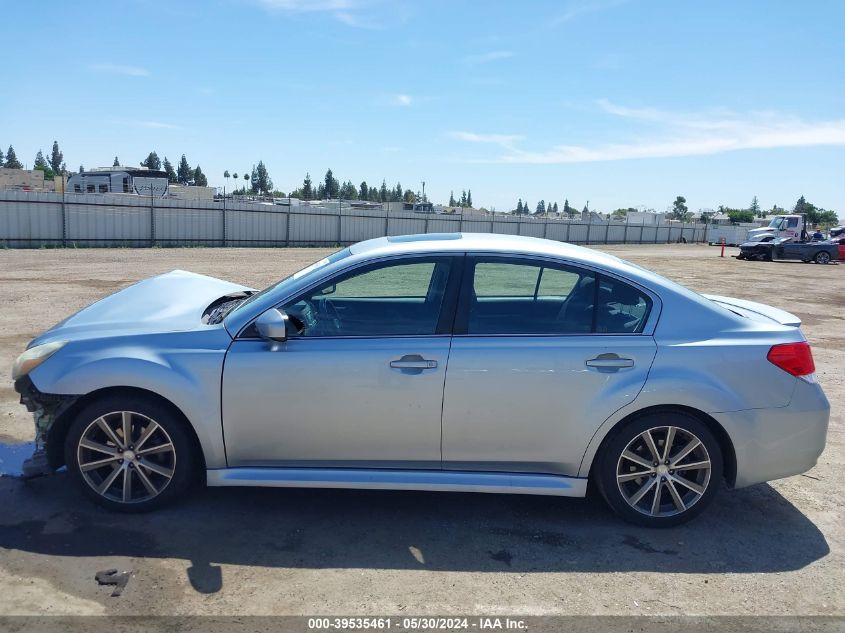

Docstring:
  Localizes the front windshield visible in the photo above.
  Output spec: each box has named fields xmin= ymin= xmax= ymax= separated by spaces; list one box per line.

xmin=768 ymin=217 xmax=783 ymax=228
xmin=229 ymin=247 xmax=352 ymax=316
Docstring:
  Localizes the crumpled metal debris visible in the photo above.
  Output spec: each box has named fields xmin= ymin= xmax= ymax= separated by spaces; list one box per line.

xmin=94 ymin=569 xmax=131 ymax=597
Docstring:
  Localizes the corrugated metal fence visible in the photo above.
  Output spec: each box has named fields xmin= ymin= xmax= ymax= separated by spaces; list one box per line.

xmin=0 ymin=191 xmax=708 ymax=248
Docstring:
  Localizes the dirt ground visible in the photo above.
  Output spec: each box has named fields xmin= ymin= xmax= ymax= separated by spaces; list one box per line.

xmin=0 ymin=244 xmax=842 ymax=617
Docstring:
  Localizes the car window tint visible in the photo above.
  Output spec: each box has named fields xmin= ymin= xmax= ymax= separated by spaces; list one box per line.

xmin=284 ymin=258 xmax=451 ymax=337
xmin=468 ymin=260 xmax=595 ymax=334
xmin=319 ymin=262 xmax=435 ymax=299
xmin=595 ymin=277 xmax=651 ymax=334
xmin=537 ymin=267 xmax=581 ymax=297
xmin=473 ymin=262 xmax=539 ymax=297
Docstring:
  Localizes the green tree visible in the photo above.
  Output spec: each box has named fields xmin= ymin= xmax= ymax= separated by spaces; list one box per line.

xmin=449 ymin=191 xmax=456 ymax=207
xmin=193 ymin=165 xmax=208 ymax=187
xmin=516 ymin=199 xmax=523 ymax=214
xmin=403 ymin=189 xmax=416 ymax=203
xmin=252 ymin=161 xmax=273 ymax=194
xmin=392 ymin=182 xmax=402 ymax=202
xmin=301 ymin=173 xmax=313 ymax=200
xmin=467 ymin=190 xmax=473 ymax=208
xmin=323 ymin=169 xmax=339 ymax=198
xmin=79 ymin=165 xmax=85 ymax=173
xmin=749 ymin=195 xmax=761 ymax=217
xmin=113 ymin=156 xmax=120 ymax=167
xmin=0 ymin=146 xmax=4 ymax=166
xmin=49 ymin=141 xmax=63 ymax=174
xmin=793 ymin=195 xmax=838 ymax=226
xmin=611 ymin=208 xmax=629 ymax=218
xmin=340 ymin=180 xmax=357 ymax=199
xmin=563 ymin=199 xmax=572 ymax=217
xmin=460 ymin=190 xmax=467 ymax=207
xmin=141 ymin=151 xmax=161 ymax=171
xmin=670 ymin=195 xmax=689 ymax=220
xmin=552 ymin=202 xmax=559 ymax=214
xmin=727 ymin=209 xmax=754 ymax=223
xmin=177 ymin=155 xmax=192 ymax=185
xmin=536 ymin=200 xmax=545 ymax=215
xmin=5 ymin=145 xmax=22 ymax=169
xmin=33 ymin=150 xmax=54 ymax=180
xmin=163 ymin=158 xmax=177 ymax=183
xmin=359 ymin=181 xmax=369 ymax=200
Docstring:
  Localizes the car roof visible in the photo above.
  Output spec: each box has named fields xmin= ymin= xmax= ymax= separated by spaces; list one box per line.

xmin=350 ymin=232 xmax=628 ymax=269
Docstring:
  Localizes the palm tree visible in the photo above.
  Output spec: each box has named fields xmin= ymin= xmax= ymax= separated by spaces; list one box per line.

xmin=224 ymin=170 xmax=230 ymax=193
xmin=244 ymin=173 xmax=250 ymax=197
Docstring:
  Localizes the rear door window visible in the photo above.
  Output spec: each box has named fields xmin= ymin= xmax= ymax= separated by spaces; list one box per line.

xmin=460 ymin=257 xmax=651 ymax=335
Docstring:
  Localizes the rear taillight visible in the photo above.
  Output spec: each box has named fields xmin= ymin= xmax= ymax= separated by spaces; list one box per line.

xmin=767 ymin=342 xmax=816 ymax=379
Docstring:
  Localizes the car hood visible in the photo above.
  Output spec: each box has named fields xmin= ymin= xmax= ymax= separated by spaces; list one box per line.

xmin=29 ymin=270 xmax=252 ymax=347
xmin=703 ymin=294 xmax=801 ymax=327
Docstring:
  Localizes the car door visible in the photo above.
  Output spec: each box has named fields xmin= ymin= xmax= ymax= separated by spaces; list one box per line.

xmin=441 ymin=255 xmax=658 ymax=477
xmin=222 ymin=255 xmax=461 ymax=468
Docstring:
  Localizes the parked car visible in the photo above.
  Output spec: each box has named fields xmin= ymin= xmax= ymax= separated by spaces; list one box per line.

xmin=829 ymin=233 xmax=845 ymax=260
xmin=737 ymin=236 xmax=839 ymax=264
xmin=13 ymin=234 xmax=829 ymax=526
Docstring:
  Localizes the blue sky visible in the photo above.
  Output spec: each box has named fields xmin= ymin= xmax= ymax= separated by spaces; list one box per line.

xmin=2 ymin=0 xmax=844 ymax=213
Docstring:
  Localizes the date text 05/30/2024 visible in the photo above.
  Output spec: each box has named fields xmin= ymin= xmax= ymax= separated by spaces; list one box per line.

xmin=307 ymin=617 xmax=527 ymax=630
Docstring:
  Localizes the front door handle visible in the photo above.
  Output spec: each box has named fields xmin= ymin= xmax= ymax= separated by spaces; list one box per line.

xmin=390 ymin=354 xmax=438 ymax=370
xmin=586 ymin=355 xmax=634 ymax=369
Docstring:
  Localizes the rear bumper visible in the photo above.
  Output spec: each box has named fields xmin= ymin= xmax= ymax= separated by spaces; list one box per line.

xmin=713 ymin=379 xmax=830 ymax=488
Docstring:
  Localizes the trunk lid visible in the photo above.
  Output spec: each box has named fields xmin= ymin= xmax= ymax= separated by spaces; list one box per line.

xmin=703 ymin=294 xmax=801 ymax=327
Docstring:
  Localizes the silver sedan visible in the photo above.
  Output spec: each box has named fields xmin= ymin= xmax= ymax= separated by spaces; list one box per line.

xmin=12 ymin=234 xmax=829 ymax=526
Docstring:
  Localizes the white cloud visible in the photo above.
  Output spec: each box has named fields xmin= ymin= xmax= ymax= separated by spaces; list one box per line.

xmin=88 ymin=63 xmax=149 ymax=77
xmin=450 ymin=131 xmax=524 ymax=146
xmin=257 ymin=0 xmax=382 ymax=28
xmin=257 ymin=0 xmax=353 ymax=10
xmin=451 ymin=102 xmax=845 ymax=164
xmin=550 ymin=0 xmax=630 ymax=27
xmin=462 ymin=50 xmax=515 ymax=66
xmin=139 ymin=121 xmax=181 ymax=130
xmin=391 ymin=94 xmax=413 ymax=106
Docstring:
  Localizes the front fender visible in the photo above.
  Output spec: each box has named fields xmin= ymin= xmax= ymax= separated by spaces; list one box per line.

xmin=28 ymin=329 xmax=230 ymax=468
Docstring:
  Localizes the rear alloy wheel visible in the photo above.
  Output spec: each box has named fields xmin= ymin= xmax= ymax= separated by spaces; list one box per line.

xmin=814 ymin=251 xmax=831 ymax=265
xmin=66 ymin=395 xmax=196 ymax=512
xmin=596 ymin=412 xmax=722 ymax=527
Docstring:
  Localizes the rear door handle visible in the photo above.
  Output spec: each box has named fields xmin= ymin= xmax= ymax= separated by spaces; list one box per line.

xmin=390 ymin=355 xmax=438 ymax=370
xmin=586 ymin=356 xmax=634 ymax=369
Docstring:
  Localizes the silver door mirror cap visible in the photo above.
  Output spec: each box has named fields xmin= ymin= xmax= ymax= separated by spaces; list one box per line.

xmin=255 ymin=308 xmax=288 ymax=342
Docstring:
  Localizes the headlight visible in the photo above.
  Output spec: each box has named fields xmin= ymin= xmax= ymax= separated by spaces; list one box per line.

xmin=11 ymin=341 xmax=67 ymax=381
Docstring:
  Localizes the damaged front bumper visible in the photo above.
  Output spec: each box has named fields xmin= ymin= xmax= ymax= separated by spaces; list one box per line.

xmin=14 ymin=375 xmax=79 ymax=478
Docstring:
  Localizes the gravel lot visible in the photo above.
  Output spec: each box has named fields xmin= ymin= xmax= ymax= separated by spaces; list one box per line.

xmin=0 ymin=244 xmax=842 ymax=616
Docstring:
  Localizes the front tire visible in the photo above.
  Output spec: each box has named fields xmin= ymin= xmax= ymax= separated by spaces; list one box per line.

xmin=595 ymin=411 xmax=723 ymax=527
xmin=65 ymin=394 xmax=197 ymax=512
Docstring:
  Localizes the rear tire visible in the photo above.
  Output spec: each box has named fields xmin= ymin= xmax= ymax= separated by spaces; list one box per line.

xmin=595 ymin=411 xmax=723 ymax=527
xmin=64 ymin=394 xmax=197 ymax=512
xmin=814 ymin=251 xmax=831 ymax=265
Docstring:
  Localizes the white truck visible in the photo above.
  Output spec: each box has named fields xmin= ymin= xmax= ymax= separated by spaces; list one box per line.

xmin=746 ymin=214 xmax=808 ymax=243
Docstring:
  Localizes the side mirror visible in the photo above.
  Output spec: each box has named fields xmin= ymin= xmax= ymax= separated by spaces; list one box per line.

xmin=255 ymin=308 xmax=288 ymax=342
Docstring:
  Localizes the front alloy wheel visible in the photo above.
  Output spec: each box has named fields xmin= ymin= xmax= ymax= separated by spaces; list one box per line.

xmin=66 ymin=394 xmax=196 ymax=512
xmin=77 ymin=411 xmax=176 ymax=504
xmin=596 ymin=412 xmax=723 ymax=527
